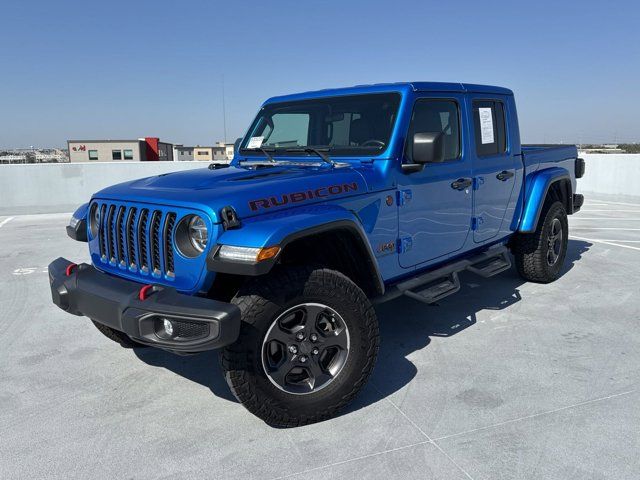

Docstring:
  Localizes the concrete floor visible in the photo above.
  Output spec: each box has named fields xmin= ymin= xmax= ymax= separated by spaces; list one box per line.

xmin=1 ymin=195 xmax=639 ymax=479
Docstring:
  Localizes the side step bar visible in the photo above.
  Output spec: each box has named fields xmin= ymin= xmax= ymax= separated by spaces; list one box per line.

xmin=404 ymin=272 xmax=461 ymax=305
xmin=374 ymin=245 xmax=512 ymax=305
xmin=466 ymin=251 xmax=512 ymax=278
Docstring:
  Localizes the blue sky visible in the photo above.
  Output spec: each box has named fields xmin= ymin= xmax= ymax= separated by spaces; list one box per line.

xmin=1 ymin=0 xmax=639 ymax=148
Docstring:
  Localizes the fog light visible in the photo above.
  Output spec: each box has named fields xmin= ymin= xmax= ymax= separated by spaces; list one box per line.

xmin=162 ymin=318 xmax=174 ymax=337
xmin=153 ymin=317 xmax=210 ymax=341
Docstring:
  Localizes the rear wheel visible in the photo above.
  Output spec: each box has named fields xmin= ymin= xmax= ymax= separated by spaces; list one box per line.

xmin=221 ymin=267 xmax=379 ymax=427
xmin=512 ymin=200 xmax=568 ymax=283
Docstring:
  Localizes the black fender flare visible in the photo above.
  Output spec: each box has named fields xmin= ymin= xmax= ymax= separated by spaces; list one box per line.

xmin=207 ymin=219 xmax=385 ymax=296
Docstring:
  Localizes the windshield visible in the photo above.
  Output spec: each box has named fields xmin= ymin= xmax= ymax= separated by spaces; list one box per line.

xmin=240 ymin=93 xmax=400 ymax=157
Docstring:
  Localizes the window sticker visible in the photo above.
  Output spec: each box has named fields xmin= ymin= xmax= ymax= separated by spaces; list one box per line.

xmin=478 ymin=108 xmax=494 ymax=144
xmin=247 ymin=136 xmax=264 ymax=149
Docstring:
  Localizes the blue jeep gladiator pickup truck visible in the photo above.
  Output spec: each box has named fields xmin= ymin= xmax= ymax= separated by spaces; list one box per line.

xmin=50 ymin=82 xmax=585 ymax=426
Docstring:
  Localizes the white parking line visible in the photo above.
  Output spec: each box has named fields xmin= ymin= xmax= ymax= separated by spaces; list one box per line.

xmin=570 ymin=227 xmax=640 ymax=231
xmin=433 ymin=389 xmax=636 ymax=442
xmin=592 ymin=200 xmax=640 ymax=207
xmin=580 ymin=209 xmax=640 ymax=213
xmin=573 ymin=239 xmax=640 ymax=243
xmin=570 ymin=235 xmax=640 ymax=252
xmin=0 ymin=217 xmax=15 ymax=228
xmin=571 ymin=217 xmax=640 ymax=221
xmin=11 ymin=212 xmax=73 ymax=220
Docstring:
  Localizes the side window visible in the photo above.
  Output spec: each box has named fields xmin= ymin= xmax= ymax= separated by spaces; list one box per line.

xmin=472 ymin=100 xmax=507 ymax=156
xmin=406 ymin=99 xmax=460 ymax=162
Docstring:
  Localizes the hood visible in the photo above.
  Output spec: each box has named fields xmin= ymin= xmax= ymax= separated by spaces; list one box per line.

xmin=93 ymin=164 xmax=370 ymax=223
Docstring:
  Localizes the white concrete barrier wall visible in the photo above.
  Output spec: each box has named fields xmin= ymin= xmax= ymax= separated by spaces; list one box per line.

xmin=577 ymin=154 xmax=639 ymax=199
xmin=0 ymin=161 xmax=212 ymax=215
xmin=0 ymin=155 xmax=638 ymax=215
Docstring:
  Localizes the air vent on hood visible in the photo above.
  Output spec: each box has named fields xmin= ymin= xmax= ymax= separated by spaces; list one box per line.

xmin=228 ymin=170 xmax=294 ymax=181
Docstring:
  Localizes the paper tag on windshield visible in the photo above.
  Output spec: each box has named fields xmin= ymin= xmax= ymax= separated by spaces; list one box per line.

xmin=478 ymin=108 xmax=494 ymax=144
xmin=247 ymin=136 xmax=264 ymax=149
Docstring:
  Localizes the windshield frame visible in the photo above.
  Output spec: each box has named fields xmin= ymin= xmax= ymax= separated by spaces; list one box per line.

xmin=239 ymin=92 xmax=402 ymax=160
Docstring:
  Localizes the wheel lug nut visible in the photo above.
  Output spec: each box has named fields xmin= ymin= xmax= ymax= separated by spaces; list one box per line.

xmin=299 ymin=355 xmax=308 ymax=363
xmin=288 ymin=345 xmax=298 ymax=354
xmin=295 ymin=332 xmax=305 ymax=341
xmin=312 ymin=347 xmax=319 ymax=355
xmin=310 ymin=333 xmax=318 ymax=342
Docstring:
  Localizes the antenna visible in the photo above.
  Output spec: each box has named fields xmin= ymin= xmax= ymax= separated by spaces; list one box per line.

xmin=222 ymin=74 xmax=227 ymax=144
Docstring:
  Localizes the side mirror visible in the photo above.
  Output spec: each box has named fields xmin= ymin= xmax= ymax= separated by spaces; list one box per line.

xmin=413 ymin=132 xmax=444 ymax=164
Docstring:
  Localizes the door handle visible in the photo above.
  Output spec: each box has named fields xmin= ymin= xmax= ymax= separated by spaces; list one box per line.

xmin=451 ymin=178 xmax=472 ymax=191
xmin=496 ymin=170 xmax=514 ymax=181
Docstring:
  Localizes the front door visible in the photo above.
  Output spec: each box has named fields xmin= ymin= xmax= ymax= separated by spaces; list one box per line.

xmin=469 ymin=98 xmax=518 ymax=243
xmin=398 ymin=96 xmax=473 ymax=268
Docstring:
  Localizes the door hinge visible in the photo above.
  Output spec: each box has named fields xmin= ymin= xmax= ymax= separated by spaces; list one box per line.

xmin=397 ymin=189 xmax=412 ymax=206
xmin=397 ymin=236 xmax=413 ymax=253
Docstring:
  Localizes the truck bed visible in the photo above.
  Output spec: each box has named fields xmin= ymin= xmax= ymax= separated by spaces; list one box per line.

xmin=521 ymin=144 xmax=578 ymax=171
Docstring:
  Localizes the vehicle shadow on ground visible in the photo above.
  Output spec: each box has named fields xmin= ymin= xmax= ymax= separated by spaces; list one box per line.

xmin=342 ymin=238 xmax=592 ymax=416
xmin=133 ymin=239 xmax=591 ymax=410
xmin=133 ymin=346 xmax=237 ymax=402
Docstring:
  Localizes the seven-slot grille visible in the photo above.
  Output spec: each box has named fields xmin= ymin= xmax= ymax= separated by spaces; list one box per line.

xmin=95 ymin=202 xmax=177 ymax=278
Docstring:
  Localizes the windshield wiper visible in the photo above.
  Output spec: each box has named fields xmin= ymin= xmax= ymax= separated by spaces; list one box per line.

xmin=285 ymin=147 xmax=334 ymax=166
xmin=240 ymin=146 xmax=276 ymax=163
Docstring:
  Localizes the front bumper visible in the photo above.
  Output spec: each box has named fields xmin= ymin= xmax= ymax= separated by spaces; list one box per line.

xmin=48 ymin=257 xmax=241 ymax=353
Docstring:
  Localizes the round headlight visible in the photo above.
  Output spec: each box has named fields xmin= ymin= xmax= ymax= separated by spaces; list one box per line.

xmin=89 ymin=203 xmax=100 ymax=239
xmin=175 ymin=214 xmax=210 ymax=258
xmin=188 ymin=215 xmax=208 ymax=252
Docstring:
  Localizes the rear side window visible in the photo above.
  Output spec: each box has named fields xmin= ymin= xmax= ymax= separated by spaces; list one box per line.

xmin=472 ymin=100 xmax=507 ymax=156
xmin=405 ymin=99 xmax=460 ymax=162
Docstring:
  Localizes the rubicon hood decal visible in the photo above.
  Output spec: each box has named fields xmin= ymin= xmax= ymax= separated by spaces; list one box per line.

xmin=92 ymin=166 xmax=369 ymax=221
xmin=249 ymin=182 xmax=358 ymax=211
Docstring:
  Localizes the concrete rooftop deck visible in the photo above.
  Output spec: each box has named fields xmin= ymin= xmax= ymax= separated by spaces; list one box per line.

xmin=1 ymin=195 xmax=639 ymax=479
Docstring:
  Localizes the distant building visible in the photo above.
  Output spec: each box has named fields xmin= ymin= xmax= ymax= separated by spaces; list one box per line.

xmin=184 ymin=144 xmax=233 ymax=163
xmin=578 ymin=144 xmax=624 ymax=154
xmin=215 ymin=142 xmax=235 ymax=160
xmin=0 ymin=148 xmax=68 ymax=164
xmin=192 ymin=146 xmax=215 ymax=161
xmin=173 ymin=145 xmax=194 ymax=161
xmin=67 ymin=137 xmax=174 ymax=162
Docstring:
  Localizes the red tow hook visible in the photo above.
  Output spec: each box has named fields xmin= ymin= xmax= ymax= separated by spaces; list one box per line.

xmin=138 ymin=284 xmax=155 ymax=301
xmin=65 ymin=263 xmax=77 ymax=277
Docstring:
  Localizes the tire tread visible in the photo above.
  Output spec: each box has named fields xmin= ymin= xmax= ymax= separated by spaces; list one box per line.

xmin=220 ymin=266 xmax=379 ymax=427
xmin=512 ymin=200 xmax=568 ymax=283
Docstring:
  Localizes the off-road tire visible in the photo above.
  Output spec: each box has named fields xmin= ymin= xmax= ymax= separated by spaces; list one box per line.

xmin=91 ymin=320 xmax=148 ymax=349
xmin=220 ymin=266 xmax=379 ymax=427
xmin=512 ymin=200 xmax=568 ymax=283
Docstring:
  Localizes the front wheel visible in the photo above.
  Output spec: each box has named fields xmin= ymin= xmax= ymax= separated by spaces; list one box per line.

xmin=220 ymin=267 xmax=379 ymax=427
xmin=512 ymin=200 xmax=568 ymax=283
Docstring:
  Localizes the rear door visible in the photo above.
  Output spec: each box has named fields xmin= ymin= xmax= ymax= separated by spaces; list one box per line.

xmin=398 ymin=95 xmax=473 ymax=268
xmin=469 ymin=98 xmax=518 ymax=242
